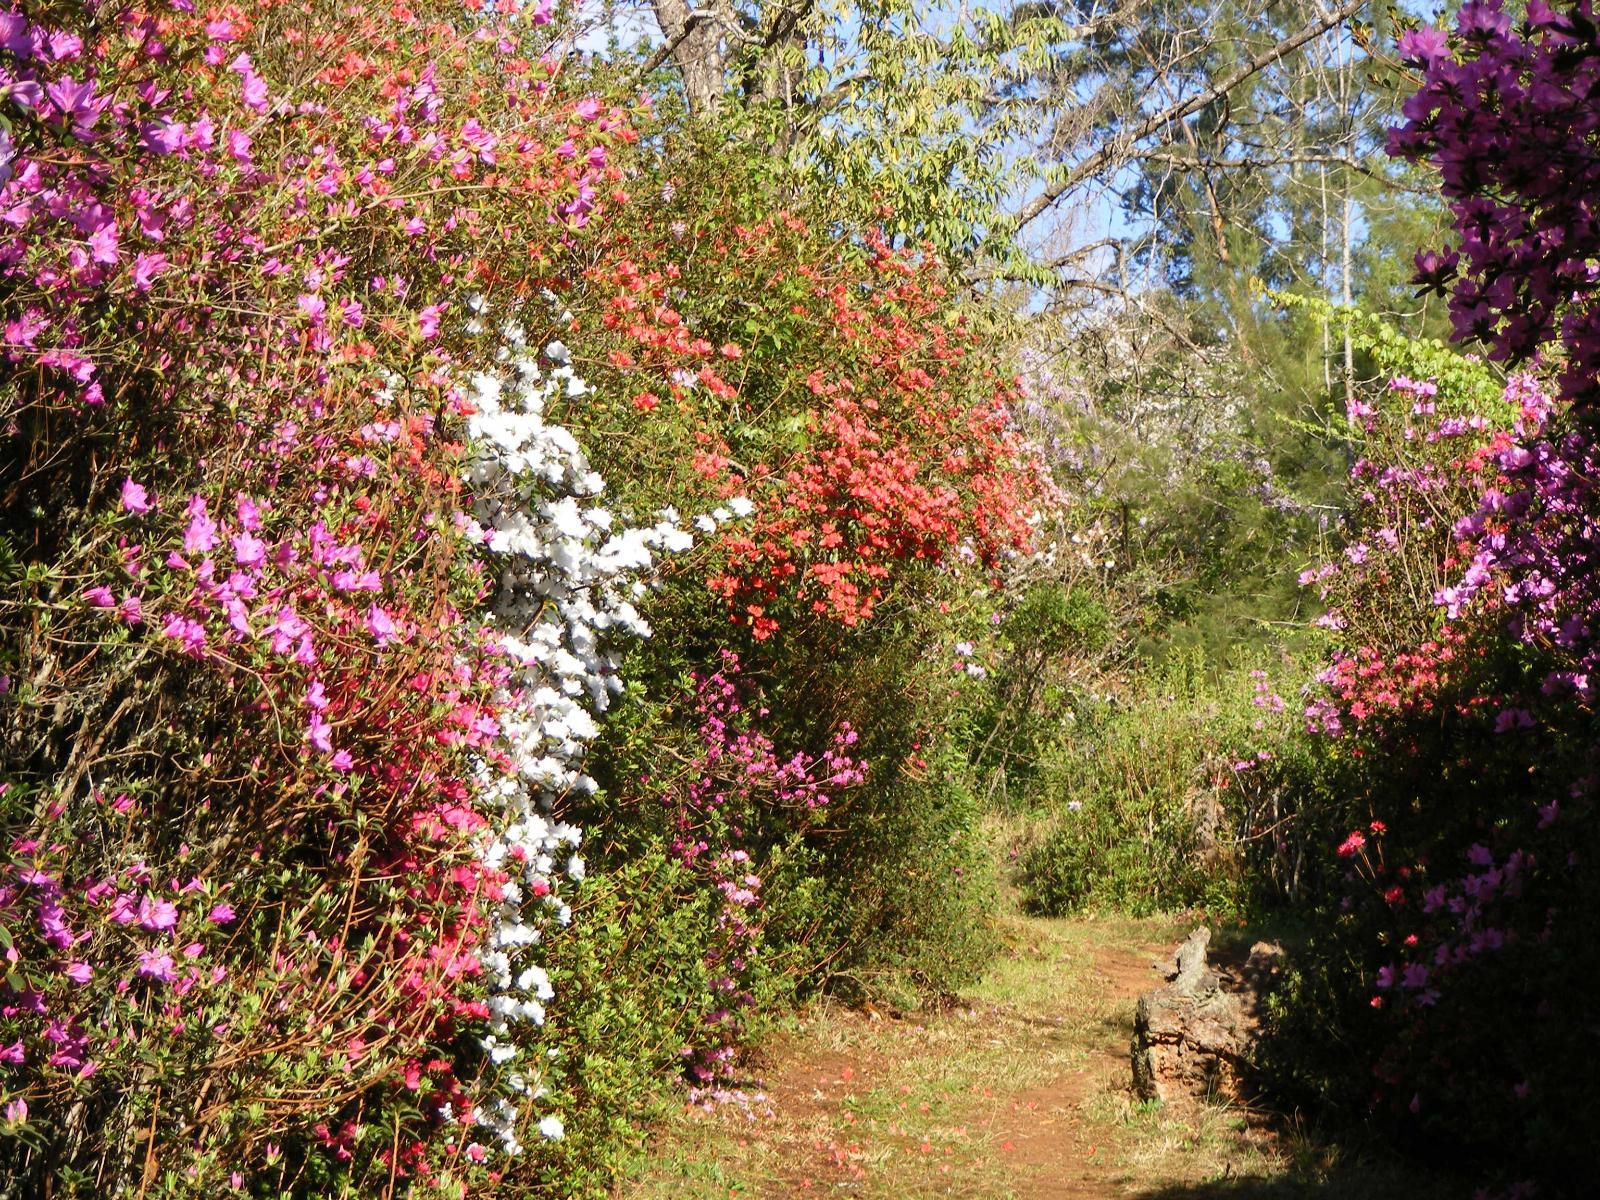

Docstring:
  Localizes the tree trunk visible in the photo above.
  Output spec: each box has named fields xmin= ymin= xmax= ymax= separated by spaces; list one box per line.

xmin=649 ymin=0 xmax=729 ymax=116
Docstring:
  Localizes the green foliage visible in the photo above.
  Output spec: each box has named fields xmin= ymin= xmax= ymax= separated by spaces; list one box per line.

xmin=590 ymin=589 xmax=1003 ymax=1010
xmin=514 ymin=853 xmax=721 ymax=1197
xmin=634 ymin=0 xmax=1066 ymax=268
xmin=1014 ymin=657 xmax=1285 ymax=917
xmin=968 ymin=581 xmax=1116 ymax=803
xmin=1350 ymin=184 xmax=1454 ymax=340
xmin=813 ymin=740 xmax=1000 ymax=1005
xmin=1268 ymin=290 xmax=1507 ymax=416
xmin=1011 ymin=582 xmax=1113 ymax=659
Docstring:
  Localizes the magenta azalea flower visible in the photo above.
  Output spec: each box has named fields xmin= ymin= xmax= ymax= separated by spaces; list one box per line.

xmin=366 ymin=604 xmax=398 ymax=646
xmin=121 ymin=477 xmax=151 ymax=514
xmin=137 ymin=895 xmax=178 ymax=932
xmin=135 ymin=949 xmax=177 ymax=983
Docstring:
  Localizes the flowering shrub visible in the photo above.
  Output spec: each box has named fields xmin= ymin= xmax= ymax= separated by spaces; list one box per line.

xmin=457 ymin=328 xmax=699 ymax=1160
xmin=661 ymin=653 xmax=866 ymax=1098
xmin=1258 ymin=351 xmax=1598 ymax=1189
xmin=538 ymin=134 xmax=1048 ymax=1019
xmin=1299 ymin=372 xmax=1548 ymax=730
xmin=1389 ymin=0 xmax=1600 ymax=405
xmin=0 ymin=0 xmax=697 ymax=1190
xmin=565 ymin=156 xmax=1044 ymax=640
xmin=1322 ymin=38 xmax=1600 ymax=1184
xmin=0 ymin=1 xmax=1053 ymax=1192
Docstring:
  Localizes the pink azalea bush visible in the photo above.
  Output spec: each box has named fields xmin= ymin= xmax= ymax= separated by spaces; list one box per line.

xmin=662 ymin=652 xmax=866 ymax=1098
xmin=0 ymin=0 xmax=681 ymax=1190
xmin=1258 ymin=10 xmax=1600 ymax=1186
xmin=1267 ymin=362 xmax=1596 ymax=1191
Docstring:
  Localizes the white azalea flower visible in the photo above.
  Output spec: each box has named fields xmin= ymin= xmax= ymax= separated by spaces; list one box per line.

xmin=454 ymin=324 xmax=702 ymax=1159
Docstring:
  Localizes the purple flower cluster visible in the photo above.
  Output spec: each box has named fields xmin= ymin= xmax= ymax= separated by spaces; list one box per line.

xmin=668 ymin=653 xmax=867 ymax=1098
xmin=1439 ymin=379 xmax=1600 ymax=700
xmin=2 ymin=814 xmax=235 ymax=1088
xmin=0 ymin=2 xmax=619 ymax=420
xmin=1390 ymin=1 xmax=1600 ymax=403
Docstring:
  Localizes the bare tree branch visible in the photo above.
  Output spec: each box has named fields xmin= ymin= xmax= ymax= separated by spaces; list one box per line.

xmin=966 ymin=237 xmax=1124 ymax=283
xmin=1011 ymin=0 xmax=1366 ymax=231
xmin=635 ymin=8 xmax=719 ymax=80
xmin=1129 ymin=148 xmax=1431 ymax=191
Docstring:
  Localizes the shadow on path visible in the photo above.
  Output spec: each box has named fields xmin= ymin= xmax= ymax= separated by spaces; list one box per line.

xmin=1135 ymin=1162 xmax=1468 ymax=1200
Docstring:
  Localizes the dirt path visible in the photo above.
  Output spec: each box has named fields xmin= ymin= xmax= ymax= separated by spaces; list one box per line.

xmin=624 ymin=915 xmax=1258 ymax=1199
xmin=982 ymin=937 xmax=1168 ymax=1198
xmin=623 ymin=914 xmax=1455 ymax=1200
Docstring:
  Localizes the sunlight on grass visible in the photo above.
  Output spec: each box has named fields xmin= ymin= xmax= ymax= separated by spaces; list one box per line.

xmin=628 ymin=912 xmax=1237 ymax=1199
xmin=622 ymin=902 xmax=1467 ymax=1200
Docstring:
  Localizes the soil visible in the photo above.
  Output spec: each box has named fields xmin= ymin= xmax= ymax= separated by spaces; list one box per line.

xmin=735 ymin=937 xmax=1174 ymax=1199
xmin=994 ymin=942 xmax=1166 ymax=1198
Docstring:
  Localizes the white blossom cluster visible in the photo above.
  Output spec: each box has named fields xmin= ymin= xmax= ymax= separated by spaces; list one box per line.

xmin=455 ymin=313 xmax=696 ymax=1156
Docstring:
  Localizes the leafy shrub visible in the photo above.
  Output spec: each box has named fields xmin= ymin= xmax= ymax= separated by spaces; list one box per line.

xmin=0 ymin=0 xmax=671 ymax=1189
xmin=1016 ymin=659 xmax=1282 ymax=917
xmin=968 ymin=581 xmax=1115 ymax=803
xmin=811 ymin=739 xmax=999 ymax=1003
xmin=555 ymin=129 xmax=1045 ymax=1013
xmin=1270 ymin=55 xmax=1600 ymax=1161
xmin=589 ymin=600 xmax=1005 ymax=1012
xmin=515 ymin=851 xmax=720 ymax=1196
